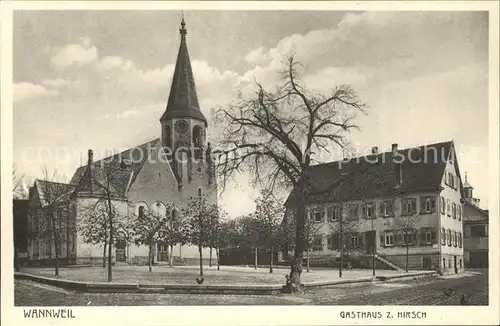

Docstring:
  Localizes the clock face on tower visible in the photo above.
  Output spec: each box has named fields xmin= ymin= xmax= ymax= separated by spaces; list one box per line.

xmin=174 ymin=120 xmax=188 ymax=134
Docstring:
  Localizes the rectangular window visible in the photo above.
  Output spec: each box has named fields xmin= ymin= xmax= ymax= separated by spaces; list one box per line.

xmin=458 ymin=232 xmax=462 ymax=248
xmin=327 ymin=207 xmax=334 ymax=221
xmin=329 ymin=233 xmax=339 ymax=250
xmin=447 ymin=229 xmax=452 ymax=246
xmin=380 ymin=200 xmax=393 ymax=217
xmin=453 ymin=231 xmax=458 ymax=247
xmin=441 ymin=228 xmax=446 ymax=245
xmin=425 ymin=230 xmax=432 ymax=244
xmin=402 ymin=198 xmax=417 ymax=215
xmin=313 ymin=209 xmax=324 ymax=223
xmin=447 ymin=199 xmax=451 ymax=216
xmin=424 ymin=198 xmax=431 ymax=212
xmin=363 ymin=203 xmax=374 ymax=219
xmin=452 ymin=203 xmax=456 ymax=219
xmin=351 ymin=234 xmax=359 ymax=248
xmin=403 ymin=231 xmax=417 ymax=246
xmin=384 ymin=232 xmax=395 ymax=247
xmin=312 ymin=237 xmax=323 ymax=251
xmin=348 ymin=204 xmax=359 ymax=220
xmin=440 ymin=197 xmax=445 ymax=214
xmin=457 ymin=206 xmax=462 ymax=221
xmin=448 ymin=173 xmax=455 ymax=188
xmin=470 ymin=225 xmax=487 ymax=237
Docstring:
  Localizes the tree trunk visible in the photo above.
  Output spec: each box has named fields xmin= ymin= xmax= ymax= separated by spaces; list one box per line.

xmin=102 ymin=240 xmax=107 ymax=268
xmin=169 ymin=245 xmax=174 ymax=267
xmin=209 ymin=247 xmax=213 ymax=267
xmin=306 ymin=248 xmax=310 ymax=272
xmin=290 ymin=194 xmax=307 ymax=289
xmin=406 ymin=244 xmax=409 ymax=272
xmin=254 ymin=247 xmax=258 ymax=269
xmin=198 ymin=243 xmax=203 ymax=277
xmin=216 ymin=247 xmax=220 ymax=271
xmin=148 ymin=240 xmax=152 ymax=272
xmin=52 ymin=214 xmax=59 ymax=277
xmin=269 ymin=247 xmax=274 ymax=273
xmin=107 ymin=196 xmax=113 ymax=282
xmin=339 ymin=214 xmax=346 ymax=278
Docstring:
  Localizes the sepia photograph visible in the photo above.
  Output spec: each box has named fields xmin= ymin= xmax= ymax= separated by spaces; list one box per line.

xmin=2 ymin=1 xmax=499 ymax=325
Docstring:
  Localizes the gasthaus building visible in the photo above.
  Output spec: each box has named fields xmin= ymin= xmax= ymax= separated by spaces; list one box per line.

xmin=284 ymin=141 xmax=465 ymax=275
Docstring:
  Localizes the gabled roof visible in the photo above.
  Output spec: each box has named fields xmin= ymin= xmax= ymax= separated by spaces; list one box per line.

xmin=33 ymin=180 xmax=76 ymax=207
xmin=160 ymin=18 xmax=207 ymax=124
xmin=287 ymin=141 xmax=455 ymax=206
xmin=463 ymin=201 xmax=489 ymax=222
xmin=70 ymin=138 xmax=161 ymax=197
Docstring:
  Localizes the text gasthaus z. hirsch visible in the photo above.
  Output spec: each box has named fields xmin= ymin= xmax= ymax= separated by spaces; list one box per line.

xmin=340 ymin=310 xmax=427 ymax=319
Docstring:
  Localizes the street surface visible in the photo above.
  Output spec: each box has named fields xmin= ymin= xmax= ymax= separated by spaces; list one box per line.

xmin=14 ymin=270 xmax=487 ymax=306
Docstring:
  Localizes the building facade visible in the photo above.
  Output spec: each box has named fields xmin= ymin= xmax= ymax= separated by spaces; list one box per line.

xmin=462 ymin=176 xmax=489 ymax=268
xmin=285 ymin=141 xmax=465 ymax=275
xmin=27 ymin=18 xmax=218 ymax=266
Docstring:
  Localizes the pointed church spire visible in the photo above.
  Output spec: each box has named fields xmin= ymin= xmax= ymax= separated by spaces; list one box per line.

xmin=160 ymin=16 xmax=207 ymax=125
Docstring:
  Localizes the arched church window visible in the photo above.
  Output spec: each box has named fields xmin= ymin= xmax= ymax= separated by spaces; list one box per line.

xmin=164 ymin=125 xmax=172 ymax=149
xmin=152 ymin=201 xmax=167 ymax=217
xmin=136 ymin=202 xmax=148 ymax=218
xmin=192 ymin=125 xmax=203 ymax=147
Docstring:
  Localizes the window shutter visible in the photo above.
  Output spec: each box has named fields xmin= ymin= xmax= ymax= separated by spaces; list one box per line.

xmin=412 ymin=198 xmax=417 ymax=214
xmin=395 ymin=231 xmax=402 ymax=246
xmin=420 ymin=196 xmax=426 ymax=212
xmin=379 ymin=202 xmax=384 ymax=216
xmin=380 ymin=234 xmax=385 ymax=247
xmin=359 ymin=233 xmax=365 ymax=249
xmin=420 ymin=228 xmax=426 ymax=246
xmin=431 ymin=229 xmax=437 ymax=244
xmin=332 ymin=233 xmax=339 ymax=251
xmin=321 ymin=211 xmax=326 ymax=222
xmin=431 ymin=197 xmax=436 ymax=212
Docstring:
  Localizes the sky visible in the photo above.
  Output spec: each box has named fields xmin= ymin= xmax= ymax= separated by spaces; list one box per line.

xmin=13 ymin=10 xmax=489 ymax=217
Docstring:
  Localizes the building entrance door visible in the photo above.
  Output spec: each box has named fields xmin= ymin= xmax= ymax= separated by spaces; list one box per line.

xmin=116 ymin=240 xmax=126 ymax=262
xmin=157 ymin=242 xmax=169 ymax=261
xmin=423 ymin=257 xmax=432 ymax=269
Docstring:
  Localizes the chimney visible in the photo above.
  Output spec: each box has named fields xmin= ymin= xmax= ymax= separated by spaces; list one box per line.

xmin=392 ymin=143 xmax=398 ymax=152
xmin=87 ymin=149 xmax=94 ymax=166
xmin=371 ymin=146 xmax=378 ymax=154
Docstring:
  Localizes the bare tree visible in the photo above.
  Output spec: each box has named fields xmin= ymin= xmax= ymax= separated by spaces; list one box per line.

xmin=13 ymin=164 xmax=32 ymax=199
xmin=34 ymin=166 xmax=71 ymax=277
xmin=385 ymin=197 xmax=421 ymax=272
xmin=214 ymin=54 xmax=366 ymax=288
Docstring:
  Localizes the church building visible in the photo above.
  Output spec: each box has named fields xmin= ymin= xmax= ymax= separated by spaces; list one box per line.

xmin=27 ymin=18 xmax=218 ymax=266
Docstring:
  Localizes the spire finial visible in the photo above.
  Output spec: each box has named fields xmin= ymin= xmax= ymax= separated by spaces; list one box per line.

xmin=180 ymin=12 xmax=187 ymax=41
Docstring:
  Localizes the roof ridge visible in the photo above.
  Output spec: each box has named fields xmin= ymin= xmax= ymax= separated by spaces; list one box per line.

xmin=311 ymin=140 xmax=453 ymax=168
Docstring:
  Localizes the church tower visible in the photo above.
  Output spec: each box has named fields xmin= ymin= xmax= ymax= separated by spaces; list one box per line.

xmin=160 ymin=18 xmax=210 ymax=186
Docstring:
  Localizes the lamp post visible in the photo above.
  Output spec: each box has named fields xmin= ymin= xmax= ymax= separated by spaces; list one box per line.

xmin=371 ymin=217 xmax=376 ymax=276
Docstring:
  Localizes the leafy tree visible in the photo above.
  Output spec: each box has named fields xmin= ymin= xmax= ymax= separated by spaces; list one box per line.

xmin=132 ymin=205 xmax=172 ymax=272
xmin=254 ymin=191 xmax=285 ymax=273
xmin=78 ymin=203 xmax=110 ymax=268
xmin=214 ymin=54 xmax=365 ymax=288
xmin=183 ymin=197 xmax=219 ymax=277
xmin=159 ymin=207 xmax=188 ymax=267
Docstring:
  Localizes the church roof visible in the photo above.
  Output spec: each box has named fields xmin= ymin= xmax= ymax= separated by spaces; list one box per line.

xmin=286 ymin=141 xmax=457 ymax=206
xmin=70 ymin=138 xmax=162 ymax=196
xmin=160 ymin=18 xmax=207 ymax=124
